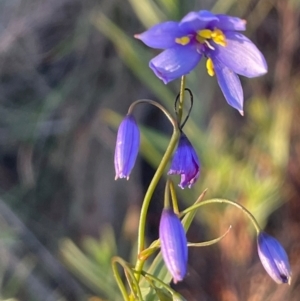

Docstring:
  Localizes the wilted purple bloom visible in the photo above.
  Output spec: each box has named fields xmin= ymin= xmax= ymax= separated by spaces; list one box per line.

xmin=159 ymin=208 xmax=188 ymax=284
xmin=114 ymin=114 xmax=140 ymax=180
xmin=135 ymin=10 xmax=268 ymax=114
xmin=168 ymin=134 xmax=200 ymax=189
xmin=257 ymin=232 xmax=291 ymax=284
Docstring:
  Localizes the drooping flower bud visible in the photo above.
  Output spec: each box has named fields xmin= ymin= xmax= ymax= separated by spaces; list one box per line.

xmin=168 ymin=133 xmax=200 ymax=189
xmin=159 ymin=208 xmax=188 ymax=283
xmin=114 ymin=114 xmax=140 ymax=180
xmin=257 ymin=231 xmax=291 ymax=284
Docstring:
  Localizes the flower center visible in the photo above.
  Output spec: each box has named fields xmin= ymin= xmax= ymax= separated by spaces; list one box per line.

xmin=175 ymin=28 xmax=225 ymax=77
xmin=175 ymin=28 xmax=227 ymax=48
xmin=197 ymin=28 xmax=227 ymax=47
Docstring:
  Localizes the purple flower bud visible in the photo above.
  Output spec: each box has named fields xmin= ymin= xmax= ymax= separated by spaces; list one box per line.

xmin=257 ymin=232 xmax=291 ymax=284
xmin=168 ymin=134 xmax=200 ymax=189
xmin=159 ymin=208 xmax=188 ymax=284
xmin=114 ymin=114 xmax=140 ymax=180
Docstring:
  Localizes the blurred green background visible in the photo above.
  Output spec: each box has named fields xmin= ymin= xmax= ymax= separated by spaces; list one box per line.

xmin=0 ymin=0 xmax=299 ymax=300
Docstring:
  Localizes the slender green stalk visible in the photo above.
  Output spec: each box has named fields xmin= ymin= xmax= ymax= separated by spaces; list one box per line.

xmin=163 ymin=179 xmax=171 ymax=209
xmin=169 ymin=180 xmax=179 ymax=214
xmin=177 ymin=76 xmax=186 ymax=123
xmin=135 ymin=79 xmax=188 ymax=280
xmin=128 ymin=99 xmax=176 ymax=127
xmin=180 ymin=198 xmax=261 ymax=233
xmin=136 ymin=128 xmax=180 ymax=254
xmin=112 ymin=257 xmax=144 ymax=301
xmin=111 ymin=257 xmax=130 ymax=301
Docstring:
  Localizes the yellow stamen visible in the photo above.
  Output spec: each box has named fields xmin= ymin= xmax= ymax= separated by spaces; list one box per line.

xmin=196 ymin=28 xmax=227 ymax=47
xmin=206 ymin=58 xmax=215 ymax=76
xmin=197 ymin=29 xmax=212 ymax=39
xmin=211 ymin=29 xmax=227 ymax=46
xmin=175 ymin=36 xmax=190 ymax=45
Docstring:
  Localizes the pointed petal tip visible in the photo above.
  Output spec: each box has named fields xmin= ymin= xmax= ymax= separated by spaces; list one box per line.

xmin=134 ymin=33 xmax=140 ymax=39
xmin=239 ymin=110 xmax=244 ymax=116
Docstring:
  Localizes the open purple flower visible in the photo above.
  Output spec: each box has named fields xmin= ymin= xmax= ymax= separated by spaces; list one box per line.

xmin=168 ymin=133 xmax=200 ymax=189
xmin=257 ymin=232 xmax=291 ymax=284
xmin=114 ymin=114 xmax=140 ymax=180
xmin=135 ymin=10 xmax=268 ymax=114
xmin=159 ymin=208 xmax=188 ymax=283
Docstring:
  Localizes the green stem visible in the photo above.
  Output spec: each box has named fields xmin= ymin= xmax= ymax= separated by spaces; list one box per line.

xmin=164 ymin=179 xmax=171 ymax=209
xmin=111 ymin=257 xmax=130 ymax=301
xmin=177 ymin=76 xmax=186 ymax=123
xmin=136 ymin=127 xmax=180 ymax=254
xmin=180 ymin=198 xmax=261 ymax=233
xmin=112 ymin=257 xmax=144 ymax=301
xmin=134 ymin=78 xmax=185 ymax=281
xmin=169 ymin=180 xmax=179 ymax=214
xmin=128 ymin=99 xmax=176 ymax=127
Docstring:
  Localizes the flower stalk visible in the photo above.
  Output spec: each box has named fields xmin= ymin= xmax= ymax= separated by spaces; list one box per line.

xmin=180 ymin=198 xmax=261 ymax=233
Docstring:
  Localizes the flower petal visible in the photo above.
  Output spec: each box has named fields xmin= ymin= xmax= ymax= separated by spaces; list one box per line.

xmin=149 ymin=44 xmax=202 ymax=84
xmin=211 ymin=14 xmax=246 ymax=31
xmin=179 ymin=10 xmax=218 ymax=33
xmin=135 ymin=21 xmax=187 ymax=49
xmin=214 ymin=32 xmax=267 ymax=78
xmin=212 ymin=58 xmax=244 ymax=114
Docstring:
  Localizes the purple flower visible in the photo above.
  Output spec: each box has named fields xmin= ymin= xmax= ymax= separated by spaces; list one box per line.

xmin=159 ymin=208 xmax=188 ymax=284
xmin=135 ymin=10 xmax=268 ymax=114
xmin=168 ymin=134 xmax=200 ymax=189
xmin=257 ymin=232 xmax=291 ymax=284
xmin=114 ymin=114 xmax=140 ymax=180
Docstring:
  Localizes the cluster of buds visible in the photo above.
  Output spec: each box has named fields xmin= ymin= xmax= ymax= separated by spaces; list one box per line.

xmin=111 ymin=9 xmax=292 ymax=301
xmin=113 ymin=98 xmax=292 ymax=288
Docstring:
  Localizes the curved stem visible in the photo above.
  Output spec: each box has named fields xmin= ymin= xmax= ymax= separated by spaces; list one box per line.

xmin=134 ymin=78 xmax=185 ymax=281
xmin=136 ymin=127 xmax=180 ymax=256
xmin=180 ymin=198 xmax=261 ymax=233
xmin=128 ymin=99 xmax=176 ymax=127
xmin=112 ymin=257 xmax=144 ymax=301
xmin=111 ymin=257 xmax=130 ymax=301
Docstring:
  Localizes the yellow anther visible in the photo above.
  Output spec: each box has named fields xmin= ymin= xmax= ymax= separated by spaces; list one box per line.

xmin=211 ymin=29 xmax=227 ymax=46
xmin=197 ymin=29 xmax=212 ymax=39
xmin=196 ymin=28 xmax=227 ymax=47
xmin=206 ymin=58 xmax=215 ymax=76
xmin=175 ymin=36 xmax=190 ymax=45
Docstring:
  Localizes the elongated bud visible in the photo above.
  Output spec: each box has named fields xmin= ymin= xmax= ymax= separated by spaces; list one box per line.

xmin=257 ymin=232 xmax=291 ymax=284
xmin=114 ymin=114 xmax=140 ymax=180
xmin=168 ymin=133 xmax=200 ymax=189
xmin=159 ymin=208 xmax=188 ymax=283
